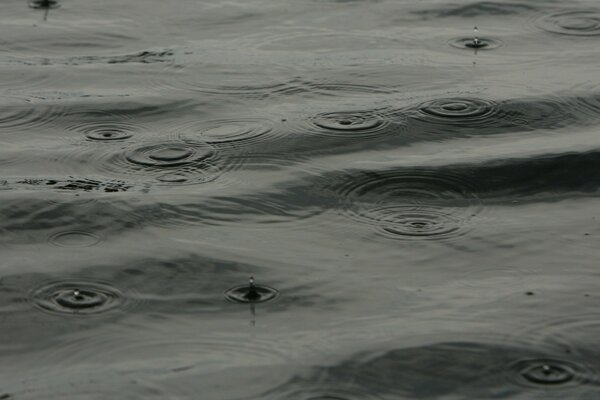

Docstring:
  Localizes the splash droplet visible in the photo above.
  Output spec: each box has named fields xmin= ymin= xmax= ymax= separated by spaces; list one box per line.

xmin=225 ymin=278 xmax=279 ymax=304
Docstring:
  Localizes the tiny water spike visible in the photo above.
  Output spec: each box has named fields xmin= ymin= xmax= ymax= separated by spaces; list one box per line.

xmin=473 ymin=26 xmax=479 ymax=47
xmin=244 ymin=276 xmax=261 ymax=301
xmin=73 ymin=289 xmax=82 ymax=299
xmin=224 ymin=276 xmax=280 ymax=304
xmin=542 ymin=364 xmax=552 ymax=375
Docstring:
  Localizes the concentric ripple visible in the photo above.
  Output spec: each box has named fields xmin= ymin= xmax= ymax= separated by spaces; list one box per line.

xmin=96 ymin=141 xmax=225 ymax=186
xmin=224 ymin=283 xmax=280 ymax=304
xmin=311 ymin=111 xmax=388 ymax=137
xmin=412 ymin=97 xmax=508 ymax=131
xmin=0 ymin=97 xmax=66 ymax=131
xmin=418 ymin=98 xmax=498 ymax=122
xmin=300 ymin=109 xmax=402 ymax=141
xmin=448 ymin=37 xmax=503 ymax=50
xmin=68 ymin=121 xmax=140 ymax=141
xmin=48 ymin=231 xmax=102 ymax=247
xmin=30 ymin=280 xmax=126 ymax=316
xmin=536 ymin=10 xmax=600 ymax=36
xmin=510 ymin=359 xmax=591 ymax=388
xmin=176 ymin=117 xmax=279 ymax=147
xmin=330 ymin=169 xmax=482 ymax=240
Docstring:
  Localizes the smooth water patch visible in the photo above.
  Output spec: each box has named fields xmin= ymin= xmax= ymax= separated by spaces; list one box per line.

xmin=536 ymin=10 xmax=600 ymax=36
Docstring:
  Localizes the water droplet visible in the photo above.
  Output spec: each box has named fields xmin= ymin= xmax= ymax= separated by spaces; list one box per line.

xmin=225 ymin=279 xmax=279 ymax=304
xmin=512 ymin=359 xmax=590 ymax=388
xmin=449 ymin=30 xmax=502 ymax=50
xmin=28 ymin=0 xmax=60 ymax=9
xmin=31 ymin=280 xmax=126 ymax=315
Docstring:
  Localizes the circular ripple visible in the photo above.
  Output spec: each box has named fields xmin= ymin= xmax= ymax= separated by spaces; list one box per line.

xmin=69 ymin=122 xmax=139 ymax=141
xmin=305 ymin=109 xmax=401 ymax=140
xmin=176 ymin=117 xmax=279 ymax=146
xmin=95 ymin=141 xmax=225 ymax=186
xmin=330 ymin=169 xmax=482 ymax=240
xmin=48 ymin=231 xmax=101 ymax=247
xmin=510 ymin=359 xmax=590 ymax=388
xmin=449 ymin=37 xmax=503 ymax=50
xmin=30 ymin=280 xmax=125 ymax=315
xmin=416 ymin=98 xmax=501 ymax=127
xmin=0 ymin=97 xmax=66 ymax=131
xmin=126 ymin=143 xmax=211 ymax=167
xmin=225 ymin=284 xmax=280 ymax=304
xmin=159 ymin=60 xmax=297 ymax=99
xmin=536 ymin=11 xmax=600 ymax=36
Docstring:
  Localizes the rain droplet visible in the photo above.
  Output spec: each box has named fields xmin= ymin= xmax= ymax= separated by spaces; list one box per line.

xmin=225 ymin=277 xmax=279 ymax=304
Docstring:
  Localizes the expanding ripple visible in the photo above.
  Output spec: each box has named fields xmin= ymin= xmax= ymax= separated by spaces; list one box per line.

xmin=415 ymin=97 xmax=501 ymax=127
xmin=176 ymin=117 xmax=281 ymax=147
xmin=64 ymin=140 xmax=231 ymax=187
xmin=509 ymin=359 xmax=592 ymax=388
xmin=261 ymin=338 xmax=597 ymax=399
xmin=30 ymin=280 xmax=129 ymax=316
xmin=48 ymin=231 xmax=102 ymax=247
xmin=159 ymin=58 xmax=298 ymax=99
xmin=67 ymin=121 xmax=141 ymax=141
xmin=0 ymin=97 xmax=67 ymax=131
xmin=307 ymin=109 xmax=400 ymax=140
xmin=448 ymin=37 xmax=503 ymax=50
xmin=536 ymin=10 xmax=600 ymax=36
xmin=327 ymin=169 xmax=482 ymax=240
xmin=225 ymin=278 xmax=280 ymax=304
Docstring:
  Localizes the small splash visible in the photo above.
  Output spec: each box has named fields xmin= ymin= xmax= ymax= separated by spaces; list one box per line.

xmin=225 ymin=277 xmax=279 ymax=304
xmin=28 ymin=0 xmax=60 ymax=9
xmin=30 ymin=280 xmax=126 ymax=315
xmin=512 ymin=359 xmax=590 ymax=388
xmin=48 ymin=231 xmax=101 ymax=247
xmin=449 ymin=27 xmax=503 ymax=50
xmin=70 ymin=122 xmax=139 ymax=141
xmin=536 ymin=10 xmax=600 ymax=36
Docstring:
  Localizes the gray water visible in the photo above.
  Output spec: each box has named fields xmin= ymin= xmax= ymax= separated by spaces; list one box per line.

xmin=1 ymin=0 xmax=600 ymax=398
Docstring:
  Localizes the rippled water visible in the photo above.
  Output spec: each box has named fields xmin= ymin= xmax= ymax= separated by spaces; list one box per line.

xmin=2 ymin=0 xmax=600 ymax=398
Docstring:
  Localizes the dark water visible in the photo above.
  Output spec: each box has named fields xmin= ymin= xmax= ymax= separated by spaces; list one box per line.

xmin=1 ymin=0 xmax=600 ymax=398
